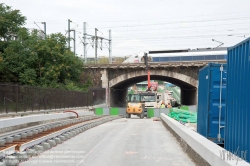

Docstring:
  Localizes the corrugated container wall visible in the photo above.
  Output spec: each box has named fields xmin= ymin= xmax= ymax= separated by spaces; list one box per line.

xmin=197 ymin=63 xmax=227 ymax=145
xmin=225 ymin=38 xmax=250 ymax=162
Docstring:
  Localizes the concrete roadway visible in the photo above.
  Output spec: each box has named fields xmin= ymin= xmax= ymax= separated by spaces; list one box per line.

xmin=20 ymin=116 xmax=195 ymax=166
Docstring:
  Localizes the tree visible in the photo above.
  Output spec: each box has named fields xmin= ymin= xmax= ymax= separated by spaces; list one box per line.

xmin=113 ymin=57 xmax=125 ymax=64
xmin=0 ymin=3 xmax=27 ymax=82
xmin=0 ymin=3 xmax=26 ymax=52
xmin=0 ymin=3 xmax=90 ymax=91
xmin=98 ymin=57 xmax=109 ymax=64
xmin=0 ymin=28 xmax=34 ymax=83
xmin=0 ymin=27 xmax=84 ymax=88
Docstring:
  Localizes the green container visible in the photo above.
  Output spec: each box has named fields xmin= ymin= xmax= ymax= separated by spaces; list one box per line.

xmin=110 ymin=108 xmax=119 ymax=115
xmin=95 ymin=108 xmax=103 ymax=115
xmin=147 ymin=108 xmax=154 ymax=118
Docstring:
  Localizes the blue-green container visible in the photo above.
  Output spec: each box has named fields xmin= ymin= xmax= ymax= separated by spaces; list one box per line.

xmin=225 ymin=38 xmax=250 ymax=162
xmin=197 ymin=63 xmax=227 ymax=145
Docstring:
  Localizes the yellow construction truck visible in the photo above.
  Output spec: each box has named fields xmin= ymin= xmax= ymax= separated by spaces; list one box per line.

xmin=126 ymin=93 xmax=145 ymax=119
xmin=126 ymin=92 xmax=162 ymax=118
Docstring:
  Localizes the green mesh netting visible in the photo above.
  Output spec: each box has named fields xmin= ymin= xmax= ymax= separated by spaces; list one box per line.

xmin=168 ymin=108 xmax=197 ymax=123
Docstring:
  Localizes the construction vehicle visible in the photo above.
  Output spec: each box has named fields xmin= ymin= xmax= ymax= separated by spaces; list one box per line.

xmin=141 ymin=92 xmax=162 ymax=109
xmin=165 ymin=91 xmax=176 ymax=107
xmin=126 ymin=86 xmax=163 ymax=119
xmin=126 ymin=93 xmax=145 ymax=119
xmin=126 ymin=52 xmax=164 ymax=118
xmin=149 ymin=82 xmax=158 ymax=91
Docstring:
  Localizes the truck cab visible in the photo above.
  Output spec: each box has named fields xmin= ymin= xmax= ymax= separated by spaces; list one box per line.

xmin=141 ymin=92 xmax=162 ymax=109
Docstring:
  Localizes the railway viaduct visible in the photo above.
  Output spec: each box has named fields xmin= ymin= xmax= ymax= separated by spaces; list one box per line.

xmin=81 ymin=61 xmax=224 ymax=107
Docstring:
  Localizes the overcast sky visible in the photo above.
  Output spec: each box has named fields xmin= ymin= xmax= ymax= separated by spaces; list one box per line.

xmin=2 ymin=0 xmax=250 ymax=58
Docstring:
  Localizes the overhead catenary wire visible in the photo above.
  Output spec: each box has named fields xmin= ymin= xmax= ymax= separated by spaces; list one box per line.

xmin=110 ymin=21 xmax=250 ymax=33
xmin=27 ymin=20 xmax=250 ymax=36
xmin=87 ymin=16 xmax=250 ymax=29
xmin=26 ymin=15 xmax=250 ymax=30
xmin=110 ymin=23 xmax=250 ymax=34
xmin=33 ymin=22 xmax=44 ymax=32
xmin=112 ymin=31 xmax=250 ymax=41
xmin=23 ymin=10 xmax=250 ymax=58
xmin=25 ymin=10 xmax=250 ymax=24
xmin=112 ymin=32 xmax=249 ymax=42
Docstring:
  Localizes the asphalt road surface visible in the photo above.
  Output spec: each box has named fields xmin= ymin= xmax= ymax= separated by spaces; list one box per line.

xmin=20 ymin=116 xmax=195 ymax=166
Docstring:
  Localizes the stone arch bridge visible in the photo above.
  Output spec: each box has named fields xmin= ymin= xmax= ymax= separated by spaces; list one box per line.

xmin=81 ymin=62 xmax=219 ymax=107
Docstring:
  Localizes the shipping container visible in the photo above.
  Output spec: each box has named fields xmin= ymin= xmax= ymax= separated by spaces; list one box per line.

xmin=197 ymin=63 xmax=227 ymax=145
xmin=225 ymin=38 xmax=250 ymax=162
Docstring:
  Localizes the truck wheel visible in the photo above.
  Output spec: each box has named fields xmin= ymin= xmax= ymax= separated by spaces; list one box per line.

xmin=140 ymin=113 xmax=144 ymax=119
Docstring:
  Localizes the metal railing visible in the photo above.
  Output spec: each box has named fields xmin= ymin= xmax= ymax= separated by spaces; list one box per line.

xmin=0 ymin=84 xmax=106 ymax=113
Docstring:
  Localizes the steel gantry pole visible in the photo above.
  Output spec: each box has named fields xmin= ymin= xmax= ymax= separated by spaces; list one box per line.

xmin=41 ymin=22 xmax=46 ymax=39
xmin=72 ymin=29 xmax=76 ymax=56
xmin=95 ymin=28 xmax=98 ymax=64
xmin=68 ymin=19 xmax=71 ymax=49
xmin=83 ymin=24 xmax=111 ymax=64
xmin=84 ymin=22 xmax=87 ymax=64
xmin=109 ymin=30 xmax=112 ymax=64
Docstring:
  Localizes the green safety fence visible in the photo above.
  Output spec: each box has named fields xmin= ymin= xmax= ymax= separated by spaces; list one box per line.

xmin=146 ymin=108 xmax=169 ymax=118
xmin=95 ymin=108 xmax=103 ymax=115
xmin=147 ymin=108 xmax=155 ymax=118
xmin=95 ymin=107 xmax=125 ymax=116
xmin=110 ymin=108 xmax=119 ymax=115
xmin=180 ymin=105 xmax=189 ymax=111
xmin=168 ymin=108 xmax=197 ymax=123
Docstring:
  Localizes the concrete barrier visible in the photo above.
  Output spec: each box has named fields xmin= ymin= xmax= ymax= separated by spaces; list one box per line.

xmin=0 ymin=107 xmax=87 ymax=117
xmin=95 ymin=107 xmax=126 ymax=116
xmin=95 ymin=108 xmax=109 ymax=115
xmin=187 ymin=105 xmax=197 ymax=112
xmin=76 ymin=111 xmax=94 ymax=117
xmin=0 ymin=103 xmax=106 ymax=117
xmin=160 ymin=113 xmax=250 ymax=166
xmin=95 ymin=107 xmax=170 ymax=117
xmin=147 ymin=108 xmax=169 ymax=118
xmin=0 ymin=110 xmax=93 ymax=129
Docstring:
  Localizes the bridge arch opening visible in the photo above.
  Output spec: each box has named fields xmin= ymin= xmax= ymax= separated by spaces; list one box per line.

xmin=109 ymin=70 xmax=197 ymax=107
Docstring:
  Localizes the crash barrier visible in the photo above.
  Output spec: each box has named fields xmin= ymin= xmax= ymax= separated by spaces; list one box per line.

xmin=147 ymin=108 xmax=169 ymax=118
xmin=161 ymin=113 xmax=250 ymax=166
xmin=187 ymin=105 xmax=197 ymax=112
xmin=178 ymin=105 xmax=197 ymax=112
xmin=145 ymin=106 xmax=196 ymax=118
xmin=95 ymin=107 xmax=169 ymax=118
xmin=95 ymin=106 xmax=196 ymax=117
xmin=0 ymin=110 xmax=94 ymax=129
xmin=180 ymin=106 xmax=189 ymax=110
xmin=95 ymin=107 xmax=126 ymax=116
